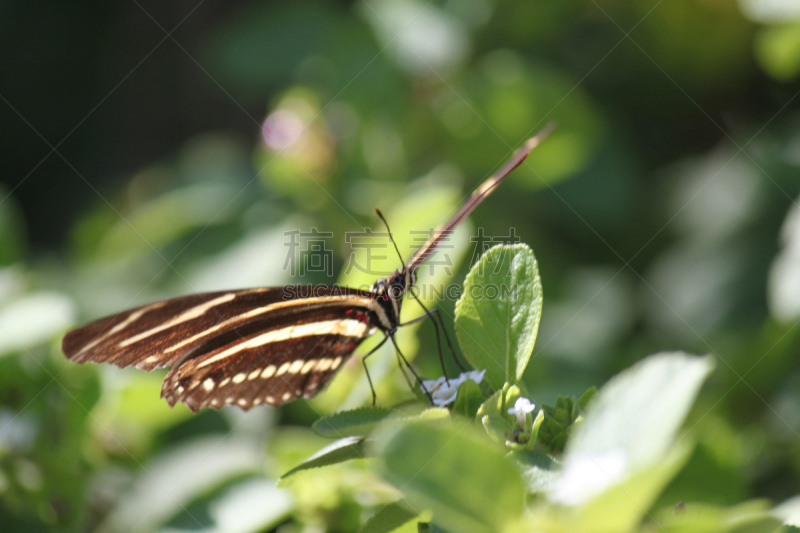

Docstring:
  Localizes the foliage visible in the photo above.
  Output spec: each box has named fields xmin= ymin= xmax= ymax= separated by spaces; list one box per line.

xmin=454 ymin=243 xmax=542 ymax=390
xmin=3 ymin=1 xmax=800 ymax=531
xmin=275 ymin=244 xmax=793 ymax=532
xmin=537 ymin=388 xmax=594 ymax=453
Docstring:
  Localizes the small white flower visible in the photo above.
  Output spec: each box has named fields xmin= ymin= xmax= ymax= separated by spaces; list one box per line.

xmin=507 ymin=397 xmax=536 ymax=426
xmin=462 ymin=369 xmax=486 ymax=385
xmin=420 ymin=369 xmax=486 ymax=407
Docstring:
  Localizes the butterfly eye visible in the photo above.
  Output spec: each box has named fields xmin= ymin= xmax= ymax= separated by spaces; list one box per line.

xmin=390 ymin=284 xmax=404 ymax=299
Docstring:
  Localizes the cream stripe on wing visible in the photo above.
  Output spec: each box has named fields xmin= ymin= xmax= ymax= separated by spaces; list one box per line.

xmin=195 ymin=319 xmax=370 ymax=369
xmin=163 ymin=294 xmax=389 ymax=355
xmin=76 ymin=301 xmax=167 ymax=356
xmin=118 ymin=293 xmax=237 ymax=348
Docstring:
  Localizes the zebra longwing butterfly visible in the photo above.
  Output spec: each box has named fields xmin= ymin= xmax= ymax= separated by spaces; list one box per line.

xmin=62 ymin=126 xmax=553 ymax=412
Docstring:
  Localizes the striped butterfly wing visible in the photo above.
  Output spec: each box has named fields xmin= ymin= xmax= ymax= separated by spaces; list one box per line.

xmin=62 ymin=286 xmax=382 ymax=411
xmin=161 ymin=304 xmax=375 ymax=411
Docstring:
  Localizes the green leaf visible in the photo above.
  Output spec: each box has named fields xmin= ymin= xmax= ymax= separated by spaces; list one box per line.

xmin=455 ymin=244 xmax=542 ymax=390
xmin=312 ymin=406 xmax=392 ymax=437
xmin=477 ymin=384 xmax=526 ymax=445
xmin=95 ymin=184 xmax=240 ymax=260
xmin=481 ymin=414 xmax=513 ymax=445
xmin=774 ymin=495 xmax=800 ymax=527
xmin=572 ymin=441 xmax=693 ymax=533
xmin=452 ymin=379 xmax=486 ymax=419
xmin=577 ymin=387 xmax=596 ymax=409
xmin=755 ymin=23 xmax=800 ymax=81
xmin=406 ymin=407 xmax=451 ymax=422
xmin=279 ymin=436 xmax=365 ymax=483
xmin=0 ymin=189 xmax=25 ymax=265
xmin=562 ymin=352 xmax=714 ymax=474
xmin=657 ymin=500 xmax=782 ymax=533
xmin=528 ymin=409 xmax=545 ymax=450
xmin=418 ymin=523 xmax=450 ymax=533
xmin=549 ymin=352 xmax=715 ymax=530
xmin=372 ymin=417 xmax=525 ymax=533
xmin=512 ymin=449 xmax=560 ymax=494
xmin=361 ymin=501 xmax=418 ymax=533
xmin=164 ymin=478 xmax=294 ymax=533
xmin=0 ymin=292 xmax=76 ymax=357
xmin=538 ymin=390 xmax=592 ymax=453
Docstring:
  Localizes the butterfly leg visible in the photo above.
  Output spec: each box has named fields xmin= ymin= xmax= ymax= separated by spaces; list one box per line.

xmin=394 ymin=350 xmax=415 ymax=392
xmin=398 ymin=308 xmax=450 ymax=385
xmin=362 ymin=335 xmax=390 ymax=406
xmin=429 ymin=306 xmax=466 ymax=372
xmin=397 ymin=313 xmax=430 ymax=327
xmin=389 ymin=333 xmax=434 ymax=404
xmin=411 ymin=296 xmax=467 ymax=377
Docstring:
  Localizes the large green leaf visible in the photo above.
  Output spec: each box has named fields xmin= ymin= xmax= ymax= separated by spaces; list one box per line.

xmin=773 ymin=495 xmax=800 ymax=527
xmin=454 ymin=244 xmax=542 ymax=389
xmin=572 ymin=442 xmax=693 ymax=533
xmin=371 ymin=417 xmax=525 ymax=533
xmin=654 ymin=500 xmax=783 ymax=533
xmin=548 ymin=352 xmax=715 ymax=531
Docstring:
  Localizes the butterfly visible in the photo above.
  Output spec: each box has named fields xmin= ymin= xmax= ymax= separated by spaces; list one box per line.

xmin=61 ymin=126 xmax=553 ymax=412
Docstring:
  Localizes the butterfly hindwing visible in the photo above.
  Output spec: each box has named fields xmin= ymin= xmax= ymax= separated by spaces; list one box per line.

xmin=161 ymin=316 xmax=374 ymax=412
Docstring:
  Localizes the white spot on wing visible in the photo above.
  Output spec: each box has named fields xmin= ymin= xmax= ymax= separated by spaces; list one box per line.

xmin=248 ymin=369 xmax=261 ymax=380
xmin=261 ymin=365 xmax=276 ymax=379
xmin=289 ymin=360 xmax=304 ymax=374
xmin=232 ymin=373 xmax=246 ymax=384
xmin=301 ymin=360 xmax=316 ymax=374
xmin=276 ymin=362 xmax=290 ymax=376
xmin=282 ymin=392 xmax=292 ymax=401
xmin=203 ymin=378 xmax=215 ymax=392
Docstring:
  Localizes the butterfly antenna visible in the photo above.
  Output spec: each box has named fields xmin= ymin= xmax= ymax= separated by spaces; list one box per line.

xmin=375 ymin=208 xmax=406 ymax=269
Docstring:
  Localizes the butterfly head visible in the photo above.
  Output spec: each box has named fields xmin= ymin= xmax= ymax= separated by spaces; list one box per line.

xmin=372 ymin=267 xmax=416 ymax=325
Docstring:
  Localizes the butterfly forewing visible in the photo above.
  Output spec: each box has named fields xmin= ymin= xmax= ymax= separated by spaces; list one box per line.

xmin=62 ymin=286 xmax=384 ymax=411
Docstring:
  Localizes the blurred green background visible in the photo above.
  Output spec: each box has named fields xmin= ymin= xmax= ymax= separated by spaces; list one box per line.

xmin=3 ymin=0 xmax=800 ymax=531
